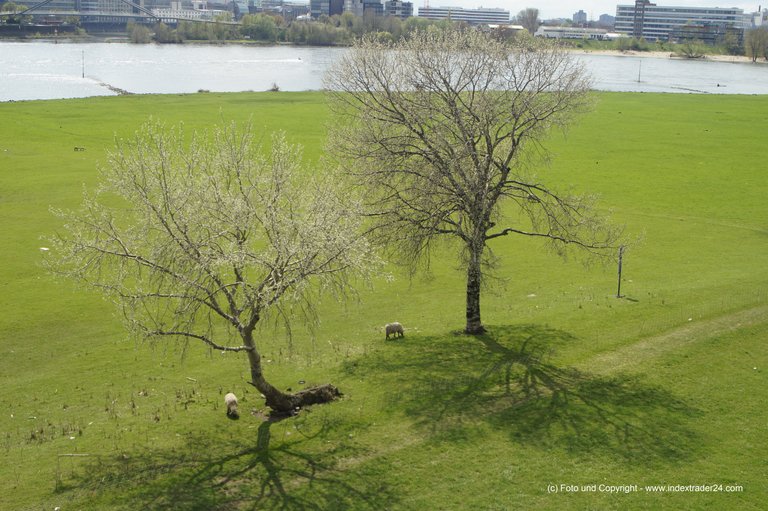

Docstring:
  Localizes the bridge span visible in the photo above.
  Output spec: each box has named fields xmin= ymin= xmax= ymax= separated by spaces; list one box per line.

xmin=0 ymin=0 xmax=239 ymax=25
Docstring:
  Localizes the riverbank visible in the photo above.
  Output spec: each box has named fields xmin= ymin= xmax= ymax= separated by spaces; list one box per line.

xmin=0 ymin=33 xmax=126 ymax=43
xmin=2 ymin=32 xmax=767 ymax=64
xmin=571 ymin=48 xmax=767 ymax=64
xmin=0 ymin=29 xmax=350 ymax=46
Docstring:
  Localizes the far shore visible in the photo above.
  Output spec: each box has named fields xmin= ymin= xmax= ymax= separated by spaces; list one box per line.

xmin=2 ymin=35 xmax=767 ymax=65
xmin=569 ymin=48 xmax=767 ymax=65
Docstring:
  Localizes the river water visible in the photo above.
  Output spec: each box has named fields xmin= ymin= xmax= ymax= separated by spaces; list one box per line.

xmin=1 ymin=41 xmax=767 ymax=101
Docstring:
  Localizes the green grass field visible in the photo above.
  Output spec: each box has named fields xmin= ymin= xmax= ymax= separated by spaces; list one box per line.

xmin=1 ymin=91 xmax=766 ymax=510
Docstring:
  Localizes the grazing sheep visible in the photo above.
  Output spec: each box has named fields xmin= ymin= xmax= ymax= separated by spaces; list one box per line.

xmin=385 ymin=322 xmax=404 ymax=340
xmin=224 ymin=392 xmax=239 ymax=419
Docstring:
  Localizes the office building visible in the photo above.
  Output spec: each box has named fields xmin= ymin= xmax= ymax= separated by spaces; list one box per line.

xmin=573 ymin=9 xmax=587 ymax=24
xmin=598 ymin=13 xmax=615 ymax=27
xmin=615 ymin=1 xmax=745 ymax=41
xmin=384 ymin=0 xmax=412 ymax=18
xmin=417 ymin=6 xmax=510 ymax=25
xmin=310 ymin=0 xmax=343 ymax=17
xmin=344 ymin=0 xmax=383 ymax=17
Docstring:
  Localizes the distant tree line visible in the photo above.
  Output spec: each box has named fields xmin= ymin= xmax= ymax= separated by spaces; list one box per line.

xmin=0 ymin=1 xmax=25 ymax=11
xmin=126 ymin=13 xmax=470 ymax=46
xmin=552 ymin=33 xmax=753 ymax=59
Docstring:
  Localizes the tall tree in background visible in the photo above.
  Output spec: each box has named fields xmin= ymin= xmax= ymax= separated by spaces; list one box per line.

xmin=48 ymin=121 xmax=376 ymax=413
xmin=514 ymin=7 xmax=540 ymax=34
xmin=745 ymin=26 xmax=768 ymax=62
xmin=240 ymin=14 xmax=280 ymax=42
xmin=326 ymin=28 xmax=623 ymax=334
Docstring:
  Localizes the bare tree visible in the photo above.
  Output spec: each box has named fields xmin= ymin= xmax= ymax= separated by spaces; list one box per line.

xmin=47 ymin=121 xmax=377 ymax=413
xmin=745 ymin=26 xmax=768 ymax=62
xmin=325 ymin=28 xmax=623 ymax=335
xmin=514 ymin=7 xmax=540 ymax=35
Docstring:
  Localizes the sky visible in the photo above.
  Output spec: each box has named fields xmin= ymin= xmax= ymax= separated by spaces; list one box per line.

xmin=417 ymin=1 xmax=763 ymax=20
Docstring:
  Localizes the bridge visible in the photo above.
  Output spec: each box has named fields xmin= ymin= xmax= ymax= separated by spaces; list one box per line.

xmin=0 ymin=0 xmax=239 ymax=25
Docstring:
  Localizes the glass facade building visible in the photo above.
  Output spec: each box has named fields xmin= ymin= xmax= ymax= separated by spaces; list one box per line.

xmin=384 ymin=0 xmax=411 ymax=19
xmin=615 ymin=1 xmax=745 ymax=41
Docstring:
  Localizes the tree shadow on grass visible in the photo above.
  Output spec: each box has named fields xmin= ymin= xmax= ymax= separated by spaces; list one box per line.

xmin=346 ymin=324 xmax=701 ymax=464
xmin=57 ymin=415 xmax=395 ymax=510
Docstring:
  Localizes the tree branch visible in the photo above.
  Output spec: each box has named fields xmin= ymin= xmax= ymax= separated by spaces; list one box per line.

xmin=147 ymin=330 xmax=253 ymax=352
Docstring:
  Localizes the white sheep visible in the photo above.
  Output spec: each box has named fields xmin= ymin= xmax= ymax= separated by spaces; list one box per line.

xmin=385 ymin=322 xmax=404 ymax=340
xmin=224 ymin=392 xmax=239 ymax=419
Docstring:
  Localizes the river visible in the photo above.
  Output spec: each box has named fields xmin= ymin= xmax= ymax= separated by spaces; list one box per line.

xmin=1 ymin=40 xmax=767 ymax=101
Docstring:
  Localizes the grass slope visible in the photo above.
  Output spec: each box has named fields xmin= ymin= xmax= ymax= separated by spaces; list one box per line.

xmin=0 ymin=91 xmax=766 ymax=510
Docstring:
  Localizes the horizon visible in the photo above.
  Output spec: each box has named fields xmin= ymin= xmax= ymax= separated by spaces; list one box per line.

xmin=275 ymin=0 xmax=764 ymax=20
xmin=410 ymin=1 xmax=763 ymax=20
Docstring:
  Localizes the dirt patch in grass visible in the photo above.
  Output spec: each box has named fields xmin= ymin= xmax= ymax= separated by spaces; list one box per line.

xmin=585 ymin=305 xmax=768 ymax=374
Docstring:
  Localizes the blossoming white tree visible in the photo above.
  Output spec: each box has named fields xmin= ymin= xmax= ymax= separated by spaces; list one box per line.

xmin=49 ymin=121 xmax=377 ymax=413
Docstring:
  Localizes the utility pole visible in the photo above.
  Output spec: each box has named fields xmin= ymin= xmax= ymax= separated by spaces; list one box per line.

xmin=616 ymin=245 xmax=625 ymax=298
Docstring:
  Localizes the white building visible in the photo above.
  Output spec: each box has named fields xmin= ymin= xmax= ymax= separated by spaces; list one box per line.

xmin=417 ymin=6 xmax=510 ymax=25
xmin=748 ymin=10 xmax=764 ymax=27
xmin=535 ymin=26 xmax=610 ymax=40
xmin=615 ymin=2 xmax=746 ymax=41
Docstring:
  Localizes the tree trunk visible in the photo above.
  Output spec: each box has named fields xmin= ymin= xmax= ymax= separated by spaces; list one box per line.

xmin=244 ymin=332 xmax=341 ymax=414
xmin=465 ymin=242 xmax=485 ymax=335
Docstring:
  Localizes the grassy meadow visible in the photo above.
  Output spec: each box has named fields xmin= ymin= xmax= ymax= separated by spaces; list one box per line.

xmin=1 ymin=91 xmax=766 ymax=510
